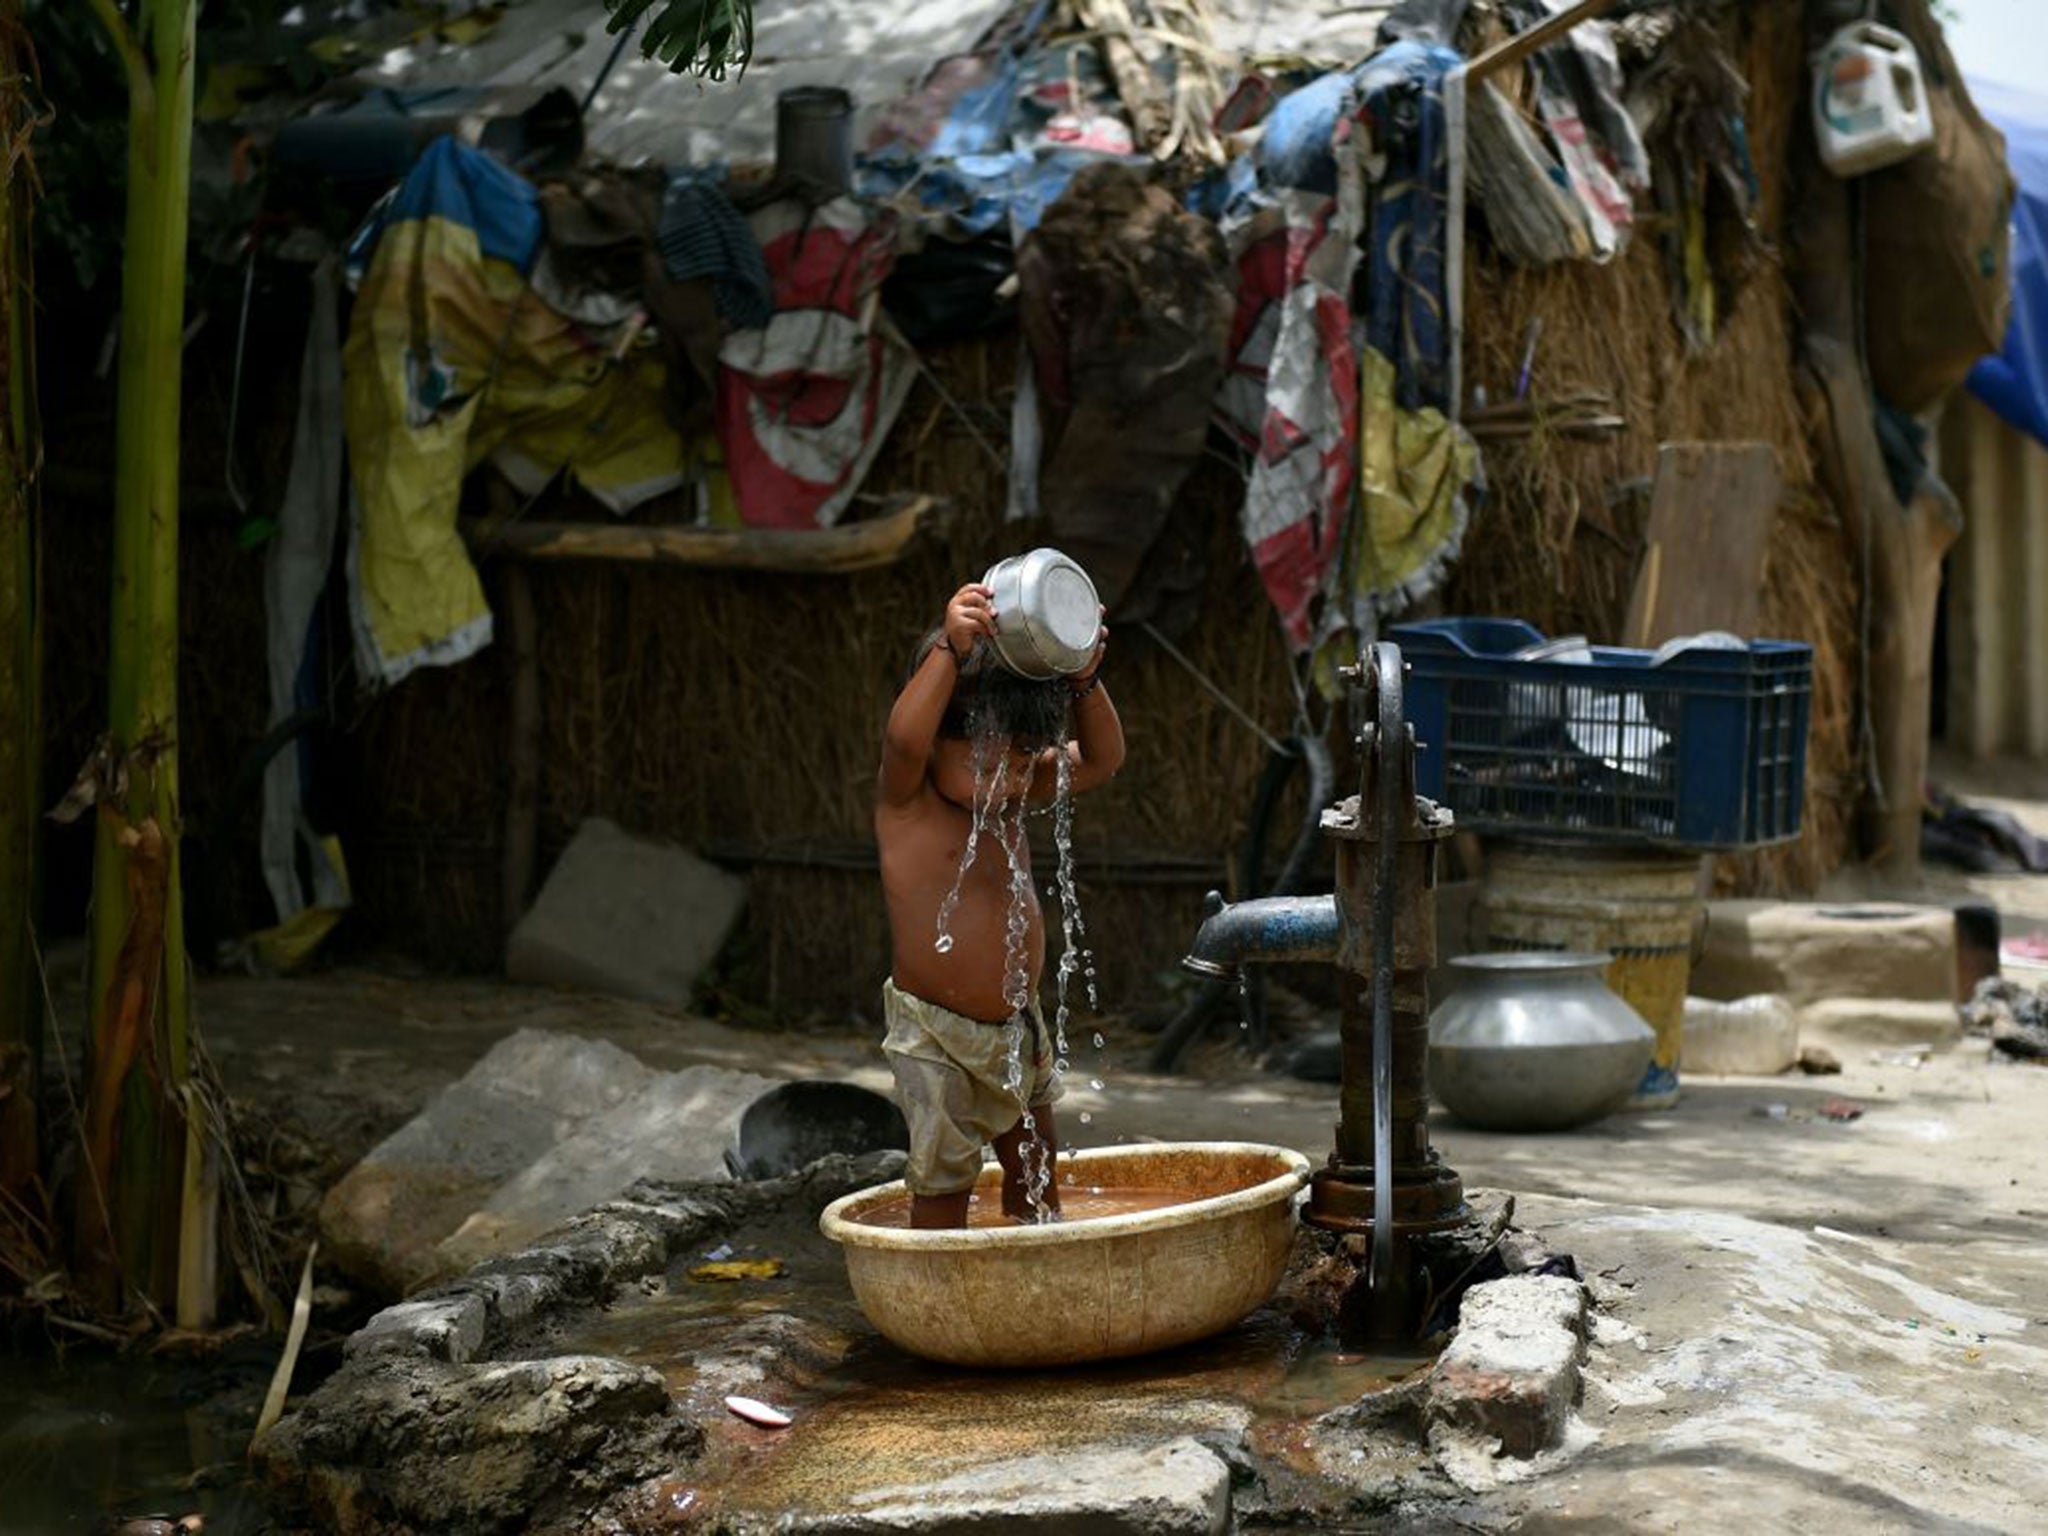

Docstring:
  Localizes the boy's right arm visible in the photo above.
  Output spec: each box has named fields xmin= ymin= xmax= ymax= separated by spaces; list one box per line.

xmin=878 ymin=583 xmax=997 ymax=807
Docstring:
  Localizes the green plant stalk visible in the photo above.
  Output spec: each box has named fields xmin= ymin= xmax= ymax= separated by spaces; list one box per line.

xmin=83 ymin=0 xmax=197 ymax=1315
xmin=0 ymin=0 xmax=40 ymax=1208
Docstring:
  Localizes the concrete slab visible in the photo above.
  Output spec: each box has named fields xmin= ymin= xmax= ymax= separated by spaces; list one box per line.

xmin=1800 ymin=997 xmax=1964 ymax=1049
xmin=317 ymin=1029 xmax=659 ymax=1295
xmin=1501 ymin=1193 xmax=2048 ymax=1534
xmin=1694 ymin=901 xmax=1956 ymax=1007
xmin=798 ymin=1439 xmax=1234 ymax=1534
xmin=434 ymin=1064 xmax=780 ymax=1276
xmin=507 ymin=818 xmax=747 ymax=1008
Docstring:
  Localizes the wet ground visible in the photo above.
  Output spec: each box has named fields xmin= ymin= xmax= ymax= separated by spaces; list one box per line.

xmin=13 ymin=898 xmax=2048 ymax=1532
xmin=506 ymin=1169 xmax=1433 ymax=1528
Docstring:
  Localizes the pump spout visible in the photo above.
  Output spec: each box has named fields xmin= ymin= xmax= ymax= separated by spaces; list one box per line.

xmin=1180 ymin=891 xmax=1339 ymax=979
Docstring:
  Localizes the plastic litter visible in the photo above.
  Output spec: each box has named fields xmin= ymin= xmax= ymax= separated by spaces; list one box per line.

xmin=724 ymin=1396 xmax=793 ymax=1428
xmin=689 ymin=1259 xmax=787 ymax=1283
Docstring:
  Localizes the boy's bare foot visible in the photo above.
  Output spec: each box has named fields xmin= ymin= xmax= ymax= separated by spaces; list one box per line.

xmin=910 ymin=1190 xmax=973 ymax=1229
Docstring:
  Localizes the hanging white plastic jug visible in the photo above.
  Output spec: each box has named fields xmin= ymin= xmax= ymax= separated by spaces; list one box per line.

xmin=1812 ymin=22 xmax=1936 ymax=177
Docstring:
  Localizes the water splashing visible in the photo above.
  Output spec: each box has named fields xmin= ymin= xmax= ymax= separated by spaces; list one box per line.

xmin=998 ymin=783 xmax=1034 ymax=1016
xmin=928 ymin=724 xmax=1106 ymax=1226
xmin=932 ymin=730 xmax=1002 ymax=955
xmin=1051 ymin=748 xmax=1099 ymax=1025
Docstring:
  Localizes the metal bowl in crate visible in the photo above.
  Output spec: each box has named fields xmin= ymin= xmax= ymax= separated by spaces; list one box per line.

xmin=1390 ymin=618 xmax=1811 ymax=851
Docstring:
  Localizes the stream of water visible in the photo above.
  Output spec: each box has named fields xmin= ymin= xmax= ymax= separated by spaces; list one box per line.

xmin=931 ymin=729 xmax=1105 ymax=1223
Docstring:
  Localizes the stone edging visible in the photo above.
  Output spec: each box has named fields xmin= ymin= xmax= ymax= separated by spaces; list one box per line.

xmin=252 ymin=1151 xmax=906 ymax=1533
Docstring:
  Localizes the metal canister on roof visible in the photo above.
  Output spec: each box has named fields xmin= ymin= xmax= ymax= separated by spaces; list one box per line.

xmin=775 ymin=87 xmax=855 ymax=194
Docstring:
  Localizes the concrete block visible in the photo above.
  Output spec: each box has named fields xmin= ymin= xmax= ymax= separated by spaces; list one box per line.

xmin=318 ymin=1029 xmax=657 ymax=1296
xmin=346 ymin=1294 xmax=487 ymax=1364
xmin=1693 ymin=902 xmax=1955 ymax=1008
xmin=507 ymin=818 xmax=746 ymax=1006
xmin=1426 ymin=1275 xmax=1587 ymax=1457
xmin=1681 ymin=994 xmax=1800 ymax=1076
xmin=1799 ymin=997 xmax=1964 ymax=1049
xmin=434 ymin=1065 xmax=778 ymax=1275
xmin=804 ymin=1438 xmax=1232 ymax=1534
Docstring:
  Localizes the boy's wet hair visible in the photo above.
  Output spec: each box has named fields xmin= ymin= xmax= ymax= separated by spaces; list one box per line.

xmin=907 ymin=630 xmax=1071 ymax=752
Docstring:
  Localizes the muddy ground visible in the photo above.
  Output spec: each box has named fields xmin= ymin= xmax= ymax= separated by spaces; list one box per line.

xmin=172 ymin=954 xmax=2048 ymax=1533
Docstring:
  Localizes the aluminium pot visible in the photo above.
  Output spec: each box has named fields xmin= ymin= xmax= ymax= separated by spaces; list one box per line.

xmin=1428 ymin=952 xmax=1655 ymax=1132
xmin=982 ymin=548 xmax=1101 ymax=679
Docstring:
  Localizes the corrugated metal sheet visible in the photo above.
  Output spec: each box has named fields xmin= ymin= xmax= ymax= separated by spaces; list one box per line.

xmin=1209 ymin=0 xmax=1396 ymax=66
xmin=359 ymin=0 xmax=1014 ymax=166
xmin=355 ymin=0 xmax=1400 ymax=168
xmin=1939 ymin=391 xmax=2048 ymax=758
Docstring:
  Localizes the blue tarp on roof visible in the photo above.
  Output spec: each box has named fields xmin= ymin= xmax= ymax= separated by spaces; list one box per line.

xmin=1966 ymin=77 xmax=2048 ymax=446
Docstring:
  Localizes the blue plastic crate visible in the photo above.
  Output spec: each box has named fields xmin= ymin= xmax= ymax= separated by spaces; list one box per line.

xmin=1388 ymin=619 xmax=1812 ymax=850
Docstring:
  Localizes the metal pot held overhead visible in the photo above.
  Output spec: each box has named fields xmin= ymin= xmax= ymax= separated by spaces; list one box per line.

xmin=982 ymin=548 xmax=1101 ymax=679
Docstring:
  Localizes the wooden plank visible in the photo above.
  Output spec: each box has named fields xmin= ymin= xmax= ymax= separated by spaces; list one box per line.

xmin=467 ymin=495 xmax=935 ymax=573
xmin=1622 ymin=442 xmax=1783 ymax=648
xmin=1808 ymin=337 xmax=1961 ymax=874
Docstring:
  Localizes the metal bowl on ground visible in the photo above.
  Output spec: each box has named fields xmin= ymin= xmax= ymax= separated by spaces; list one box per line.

xmin=725 ymin=1080 xmax=909 ymax=1182
xmin=982 ymin=548 xmax=1101 ymax=679
xmin=819 ymin=1142 xmax=1310 ymax=1368
xmin=1428 ymin=952 xmax=1655 ymax=1132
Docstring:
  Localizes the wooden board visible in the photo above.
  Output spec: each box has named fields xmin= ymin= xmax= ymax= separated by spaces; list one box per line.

xmin=1622 ymin=442 xmax=1783 ymax=648
xmin=465 ymin=495 xmax=935 ymax=573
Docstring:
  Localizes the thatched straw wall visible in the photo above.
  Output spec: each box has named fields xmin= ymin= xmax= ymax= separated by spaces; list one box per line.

xmin=1449 ymin=0 xmax=1859 ymax=895
xmin=348 ymin=2 xmax=1861 ymax=1015
xmin=30 ymin=1 xmax=1857 ymax=1021
xmin=351 ymin=334 xmax=1300 ymax=1016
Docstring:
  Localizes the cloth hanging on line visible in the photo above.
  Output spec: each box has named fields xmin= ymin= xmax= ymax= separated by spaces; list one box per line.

xmin=342 ymin=138 xmax=692 ymax=686
xmin=658 ymin=169 xmax=775 ymax=330
xmin=258 ymin=254 xmax=352 ymax=955
xmin=715 ymin=196 xmax=915 ymax=529
xmin=1216 ymin=41 xmax=1482 ymax=675
xmin=1010 ymin=162 xmax=1234 ymax=616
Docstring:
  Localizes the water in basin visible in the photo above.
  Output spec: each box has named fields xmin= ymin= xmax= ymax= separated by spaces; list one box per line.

xmin=852 ymin=1184 xmax=1186 ymax=1228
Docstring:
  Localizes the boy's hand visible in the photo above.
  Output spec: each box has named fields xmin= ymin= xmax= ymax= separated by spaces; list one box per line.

xmin=944 ymin=583 xmax=998 ymax=659
xmin=1070 ymin=608 xmax=1108 ymax=684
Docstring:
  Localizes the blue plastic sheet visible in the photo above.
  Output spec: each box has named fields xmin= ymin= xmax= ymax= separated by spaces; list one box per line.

xmin=1966 ymin=77 xmax=2048 ymax=447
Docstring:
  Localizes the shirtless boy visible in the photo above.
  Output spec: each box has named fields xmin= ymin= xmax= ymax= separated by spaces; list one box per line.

xmin=875 ymin=579 xmax=1126 ymax=1229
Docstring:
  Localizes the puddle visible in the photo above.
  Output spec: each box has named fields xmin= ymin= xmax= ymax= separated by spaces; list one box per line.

xmin=0 ymin=1347 xmax=271 ymax=1535
xmin=518 ymin=1191 xmax=1433 ymax=1524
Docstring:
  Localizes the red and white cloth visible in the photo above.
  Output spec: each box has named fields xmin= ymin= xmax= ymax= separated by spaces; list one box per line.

xmin=1216 ymin=189 xmax=1361 ymax=651
xmin=717 ymin=198 xmax=914 ymax=529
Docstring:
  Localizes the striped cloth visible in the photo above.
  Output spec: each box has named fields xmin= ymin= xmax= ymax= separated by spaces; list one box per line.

xmin=658 ymin=170 xmax=774 ymax=330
